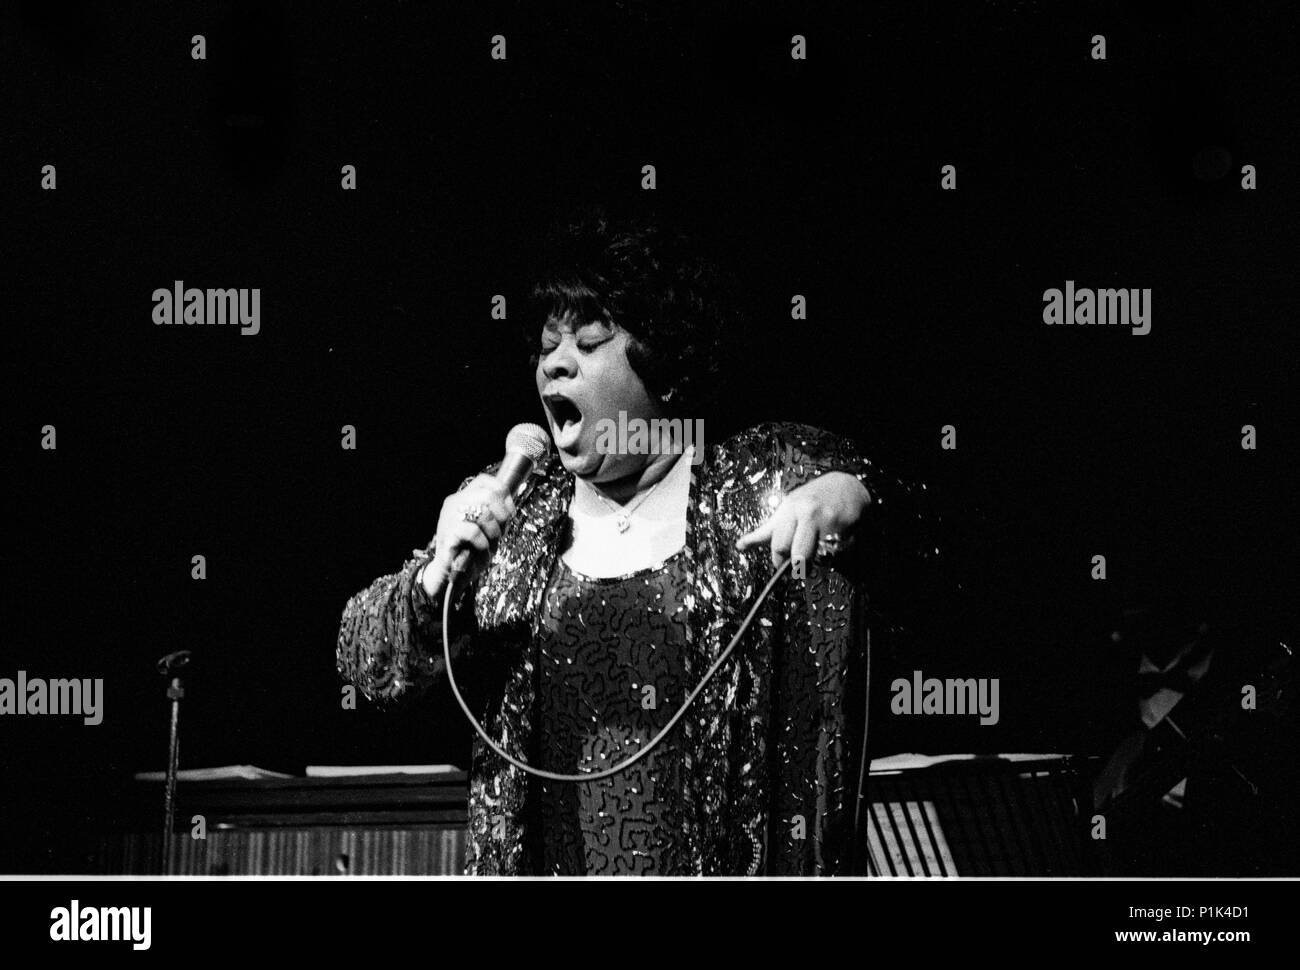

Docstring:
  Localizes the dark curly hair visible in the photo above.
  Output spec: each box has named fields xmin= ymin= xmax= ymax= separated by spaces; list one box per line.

xmin=519 ymin=207 xmax=732 ymax=414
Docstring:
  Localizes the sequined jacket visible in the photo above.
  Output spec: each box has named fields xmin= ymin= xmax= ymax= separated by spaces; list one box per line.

xmin=336 ymin=422 xmax=931 ymax=875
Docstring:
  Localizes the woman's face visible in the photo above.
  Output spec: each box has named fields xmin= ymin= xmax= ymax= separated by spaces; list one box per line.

xmin=534 ymin=311 xmax=668 ymax=481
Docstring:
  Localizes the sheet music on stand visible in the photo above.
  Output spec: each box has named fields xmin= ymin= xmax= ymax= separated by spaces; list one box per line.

xmin=863 ymin=753 xmax=1088 ymax=877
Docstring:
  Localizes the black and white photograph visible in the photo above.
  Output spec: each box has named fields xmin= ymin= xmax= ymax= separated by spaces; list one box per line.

xmin=2 ymin=0 xmax=1297 ymax=951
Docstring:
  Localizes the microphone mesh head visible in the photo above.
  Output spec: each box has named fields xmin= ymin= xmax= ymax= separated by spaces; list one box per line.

xmin=506 ymin=422 xmax=551 ymax=463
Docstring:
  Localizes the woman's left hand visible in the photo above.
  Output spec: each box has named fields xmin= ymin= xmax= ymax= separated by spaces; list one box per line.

xmin=735 ymin=471 xmax=872 ymax=569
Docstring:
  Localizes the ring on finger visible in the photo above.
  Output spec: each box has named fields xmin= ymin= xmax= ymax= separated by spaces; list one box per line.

xmin=461 ymin=503 xmax=490 ymax=524
xmin=816 ymin=532 xmax=851 ymax=558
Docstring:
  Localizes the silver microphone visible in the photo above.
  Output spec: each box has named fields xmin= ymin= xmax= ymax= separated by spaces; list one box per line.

xmin=450 ymin=422 xmax=551 ymax=573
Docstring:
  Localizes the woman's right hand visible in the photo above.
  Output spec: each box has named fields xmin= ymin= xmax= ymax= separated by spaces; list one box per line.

xmin=419 ymin=474 xmax=518 ymax=603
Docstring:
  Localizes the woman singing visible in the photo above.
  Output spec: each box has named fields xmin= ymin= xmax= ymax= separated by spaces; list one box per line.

xmin=336 ymin=209 xmax=929 ymax=875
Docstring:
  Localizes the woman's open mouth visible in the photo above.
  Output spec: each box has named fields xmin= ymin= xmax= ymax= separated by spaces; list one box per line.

xmin=543 ymin=393 xmax=585 ymax=451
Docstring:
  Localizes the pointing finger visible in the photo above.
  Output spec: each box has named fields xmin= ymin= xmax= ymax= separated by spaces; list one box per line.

xmin=736 ymin=519 xmax=775 ymax=550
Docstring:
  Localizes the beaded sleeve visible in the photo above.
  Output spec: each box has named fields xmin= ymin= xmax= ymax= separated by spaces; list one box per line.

xmin=335 ymin=472 xmax=487 ymax=708
xmin=754 ymin=420 xmax=930 ymax=545
xmin=757 ymin=421 xmax=935 ymax=873
xmin=759 ymin=418 xmax=942 ymax=642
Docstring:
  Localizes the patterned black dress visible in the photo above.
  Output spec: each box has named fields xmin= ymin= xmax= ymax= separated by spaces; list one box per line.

xmin=526 ymin=549 xmax=693 ymax=875
xmin=338 ymin=422 xmax=939 ymax=874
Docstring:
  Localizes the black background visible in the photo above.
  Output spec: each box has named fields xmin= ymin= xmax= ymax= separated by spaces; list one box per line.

xmin=2 ymin=0 xmax=1296 ymax=872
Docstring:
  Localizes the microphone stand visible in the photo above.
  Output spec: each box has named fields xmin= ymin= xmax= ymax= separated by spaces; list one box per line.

xmin=156 ymin=650 xmax=192 ymax=876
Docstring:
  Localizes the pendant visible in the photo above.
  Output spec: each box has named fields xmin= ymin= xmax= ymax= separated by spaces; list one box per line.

xmin=616 ymin=516 xmax=630 ymax=533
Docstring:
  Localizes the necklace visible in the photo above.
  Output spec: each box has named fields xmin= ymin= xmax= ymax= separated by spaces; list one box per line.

xmin=590 ymin=472 xmax=666 ymax=533
xmin=590 ymin=449 xmax=691 ymax=533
